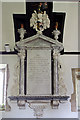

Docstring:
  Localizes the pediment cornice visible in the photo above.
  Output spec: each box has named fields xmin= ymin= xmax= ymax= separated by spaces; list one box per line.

xmin=15 ymin=34 xmax=63 ymax=52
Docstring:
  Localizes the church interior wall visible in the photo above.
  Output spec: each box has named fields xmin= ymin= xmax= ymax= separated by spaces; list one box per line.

xmin=0 ymin=1 xmax=79 ymax=118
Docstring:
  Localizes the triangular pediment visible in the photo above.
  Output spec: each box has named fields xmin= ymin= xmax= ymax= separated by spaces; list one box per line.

xmin=16 ymin=34 xmax=63 ymax=51
xmin=24 ymin=38 xmax=52 ymax=48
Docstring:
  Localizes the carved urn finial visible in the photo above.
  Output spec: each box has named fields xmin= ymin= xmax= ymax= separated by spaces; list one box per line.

xmin=52 ymin=22 xmax=61 ymax=40
xmin=18 ymin=24 xmax=27 ymax=40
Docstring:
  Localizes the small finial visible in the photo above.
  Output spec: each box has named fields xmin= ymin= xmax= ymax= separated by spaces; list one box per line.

xmin=18 ymin=24 xmax=27 ymax=40
xmin=52 ymin=22 xmax=60 ymax=40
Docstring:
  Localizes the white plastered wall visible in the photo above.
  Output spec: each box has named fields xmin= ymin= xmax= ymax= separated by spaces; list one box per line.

xmin=2 ymin=1 xmax=26 ymax=51
xmin=53 ymin=1 xmax=78 ymax=52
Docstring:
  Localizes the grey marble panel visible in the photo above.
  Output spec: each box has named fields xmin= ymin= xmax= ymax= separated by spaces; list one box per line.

xmin=27 ymin=49 xmax=51 ymax=95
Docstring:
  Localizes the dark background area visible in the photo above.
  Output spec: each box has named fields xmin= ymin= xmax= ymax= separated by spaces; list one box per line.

xmin=13 ymin=2 xmax=66 ymax=43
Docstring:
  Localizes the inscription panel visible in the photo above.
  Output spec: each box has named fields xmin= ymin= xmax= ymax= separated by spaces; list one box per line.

xmin=27 ymin=49 xmax=51 ymax=95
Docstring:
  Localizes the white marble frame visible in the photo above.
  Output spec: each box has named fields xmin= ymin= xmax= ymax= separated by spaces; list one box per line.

xmin=14 ymin=34 xmax=65 ymax=118
xmin=18 ymin=48 xmax=60 ymax=96
xmin=16 ymin=34 xmax=64 ymax=97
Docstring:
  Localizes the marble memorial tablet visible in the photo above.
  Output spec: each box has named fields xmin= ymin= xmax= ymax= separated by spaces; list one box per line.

xmin=27 ymin=49 xmax=51 ymax=95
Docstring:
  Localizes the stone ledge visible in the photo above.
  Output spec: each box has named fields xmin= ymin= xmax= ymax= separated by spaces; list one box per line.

xmin=8 ymin=95 xmax=69 ymax=101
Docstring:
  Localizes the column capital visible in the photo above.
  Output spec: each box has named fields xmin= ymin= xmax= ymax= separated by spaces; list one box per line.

xmin=53 ymin=49 xmax=60 ymax=59
xmin=18 ymin=49 xmax=25 ymax=60
xmin=53 ymin=49 xmax=60 ymax=55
